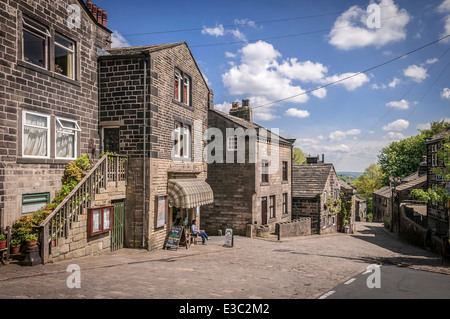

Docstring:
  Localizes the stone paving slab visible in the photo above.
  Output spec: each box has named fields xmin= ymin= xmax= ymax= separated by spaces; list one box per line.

xmin=0 ymin=223 xmax=448 ymax=299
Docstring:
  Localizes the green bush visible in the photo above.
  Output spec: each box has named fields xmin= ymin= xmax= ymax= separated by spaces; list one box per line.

xmin=366 ymin=213 xmax=373 ymax=222
xmin=0 ymin=234 xmax=6 ymax=241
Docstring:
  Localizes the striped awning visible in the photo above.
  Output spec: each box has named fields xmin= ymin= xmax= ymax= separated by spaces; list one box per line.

xmin=167 ymin=179 xmax=214 ymax=209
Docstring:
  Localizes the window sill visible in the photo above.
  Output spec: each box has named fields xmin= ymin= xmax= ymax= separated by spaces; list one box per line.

xmin=172 ymin=99 xmax=194 ymax=111
xmin=172 ymin=156 xmax=192 ymax=163
xmin=17 ymin=157 xmax=73 ymax=165
xmin=281 ymin=180 xmax=289 ymax=184
xmin=17 ymin=60 xmax=80 ymax=87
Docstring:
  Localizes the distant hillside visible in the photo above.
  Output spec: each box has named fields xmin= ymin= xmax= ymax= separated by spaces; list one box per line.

xmin=338 ymin=172 xmax=363 ymax=185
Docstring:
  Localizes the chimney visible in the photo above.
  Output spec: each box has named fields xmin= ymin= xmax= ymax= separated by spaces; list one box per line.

xmin=92 ymin=4 xmax=98 ymax=20
xmin=419 ymin=155 xmax=427 ymax=176
xmin=86 ymin=0 xmax=93 ymax=12
xmin=97 ymin=8 xmax=103 ymax=25
xmin=102 ymin=10 xmax=108 ymax=27
xmin=322 ymin=154 xmax=325 ymax=164
xmin=232 ymin=102 xmax=239 ymax=109
xmin=229 ymin=99 xmax=253 ymax=122
xmin=306 ymin=156 xmax=318 ymax=164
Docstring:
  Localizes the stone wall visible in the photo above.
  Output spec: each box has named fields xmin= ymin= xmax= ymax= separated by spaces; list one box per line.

xmin=292 ymin=197 xmax=320 ymax=233
xmin=277 ymin=218 xmax=311 ymax=237
xmin=0 ymin=0 xmax=111 ymax=228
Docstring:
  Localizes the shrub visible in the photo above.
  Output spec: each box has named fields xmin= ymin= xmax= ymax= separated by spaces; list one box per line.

xmin=0 ymin=234 xmax=6 ymax=241
xmin=366 ymin=213 xmax=373 ymax=222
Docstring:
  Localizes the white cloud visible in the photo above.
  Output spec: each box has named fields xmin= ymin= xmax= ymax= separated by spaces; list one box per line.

xmin=278 ymin=59 xmax=329 ymax=83
xmin=225 ymin=51 xmax=237 ymax=58
xmin=382 ymin=119 xmax=409 ymax=131
xmin=426 ymin=58 xmax=439 ymax=64
xmin=441 ymin=87 xmax=450 ymax=100
xmin=201 ymin=72 xmax=211 ymax=86
xmin=111 ymin=30 xmax=131 ymax=48
xmin=229 ymin=29 xmax=247 ymax=41
xmin=311 ymin=87 xmax=327 ymax=99
xmin=388 ymin=77 xmax=401 ymax=88
xmin=443 ymin=16 xmax=450 ymax=42
xmin=324 ymin=73 xmax=370 ymax=91
xmin=403 ymin=64 xmax=429 ymax=83
xmin=372 ymin=77 xmax=401 ymax=90
xmin=328 ymin=0 xmax=410 ymax=50
xmin=416 ymin=123 xmax=431 ymax=130
xmin=234 ymin=19 xmax=257 ymax=28
xmin=201 ymin=24 xmax=225 ymax=37
xmin=438 ymin=0 xmax=450 ymax=13
xmin=214 ymin=102 xmax=232 ymax=113
xmin=384 ymin=132 xmax=406 ymax=141
xmin=329 ymin=129 xmax=361 ymax=141
xmin=284 ymin=108 xmax=311 ymax=119
xmin=386 ymin=99 xmax=409 ymax=110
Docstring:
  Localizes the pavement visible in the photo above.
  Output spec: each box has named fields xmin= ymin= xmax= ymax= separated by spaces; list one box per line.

xmin=0 ymin=222 xmax=448 ymax=299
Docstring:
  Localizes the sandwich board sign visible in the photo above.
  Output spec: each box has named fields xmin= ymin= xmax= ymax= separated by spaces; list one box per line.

xmin=224 ymin=228 xmax=233 ymax=248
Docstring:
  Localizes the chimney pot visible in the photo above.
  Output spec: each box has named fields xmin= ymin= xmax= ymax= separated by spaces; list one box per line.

xmin=97 ymin=8 xmax=103 ymax=24
xmin=102 ymin=10 xmax=107 ymax=27
xmin=86 ymin=0 xmax=93 ymax=11
xmin=92 ymin=4 xmax=98 ymax=19
xmin=232 ymin=102 xmax=239 ymax=109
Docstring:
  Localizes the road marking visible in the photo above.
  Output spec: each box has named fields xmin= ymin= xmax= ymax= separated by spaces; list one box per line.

xmin=318 ymin=291 xmax=335 ymax=299
xmin=344 ymin=278 xmax=356 ymax=285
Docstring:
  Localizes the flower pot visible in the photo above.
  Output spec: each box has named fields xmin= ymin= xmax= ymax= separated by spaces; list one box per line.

xmin=0 ymin=240 xmax=6 ymax=250
xmin=27 ymin=240 xmax=38 ymax=248
xmin=10 ymin=245 xmax=21 ymax=255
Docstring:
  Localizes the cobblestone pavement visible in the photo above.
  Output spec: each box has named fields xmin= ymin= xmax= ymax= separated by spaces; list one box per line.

xmin=0 ymin=222 xmax=448 ymax=299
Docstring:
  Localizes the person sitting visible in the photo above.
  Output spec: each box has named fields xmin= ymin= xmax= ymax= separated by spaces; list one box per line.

xmin=191 ymin=219 xmax=209 ymax=245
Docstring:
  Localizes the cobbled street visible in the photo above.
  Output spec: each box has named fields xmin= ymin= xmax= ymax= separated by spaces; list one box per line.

xmin=0 ymin=222 xmax=448 ymax=299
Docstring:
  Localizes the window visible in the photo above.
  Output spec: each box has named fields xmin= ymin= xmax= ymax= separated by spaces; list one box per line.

xmin=55 ymin=117 xmax=80 ymax=159
xmin=88 ymin=206 xmax=114 ymax=236
xmin=323 ymin=191 xmax=327 ymax=205
xmin=227 ymin=136 xmax=238 ymax=151
xmin=174 ymin=69 xmax=191 ymax=105
xmin=173 ymin=122 xmax=191 ymax=159
xmin=261 ymin=160 xmax=269 ymax=183
xmin=54 ymin=34 xmax=75 ymax=79
xmin=269 ymin=195 xmax=275 ymax=218
xmin=23 ymin=111 xmax=50 ymax=158
xmin=22 ymin=193 xmax=50 ymax=215
xmin=282 ymin=193 xmax=288 ymax=215
xmin=431 ymin=144 xmax=438 ymax=167
xmin=282 ymin=161 xmax=288 ymax=182
xmin=22 ymin=16 xmax=50 ymax=69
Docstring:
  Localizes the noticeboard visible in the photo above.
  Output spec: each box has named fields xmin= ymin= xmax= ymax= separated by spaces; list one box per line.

xmin=166 ymin=225 xmax=184 ymax=249
xmin=155 ymin=195 xmax=167 ymax=228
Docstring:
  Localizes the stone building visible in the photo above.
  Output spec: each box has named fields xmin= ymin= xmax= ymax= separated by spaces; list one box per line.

xmin=372 ymin=186 xmax=391 ymax=223
xmin=98 ymin=42 xmax=214 ymax=250
xmin=292 ymin=161 xmax=341 ymax=234
xmin=201 ymin=101 xmax=294 ymax=236
xmin=0 ymin=0 xmax=111 ymax=229
xmin=354 ymin=194 xmax=367 ymax=222
xmin=339 ymin=179 xmax=356 ymax=233
xmin=425 ymin=128 xmax=450 ymax=236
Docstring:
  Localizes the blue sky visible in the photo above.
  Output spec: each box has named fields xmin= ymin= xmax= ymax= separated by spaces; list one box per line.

xmin=94 ymin=0 xmax=450 ymax=172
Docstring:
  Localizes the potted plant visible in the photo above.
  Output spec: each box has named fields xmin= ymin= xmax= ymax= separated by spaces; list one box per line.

xmin=0 ymin=234 xmax=6 ymax=249
xmin=24 ymin=233 xmax=38 ymax=248
xmin=10 ymin=238 xmax=21 ymax=254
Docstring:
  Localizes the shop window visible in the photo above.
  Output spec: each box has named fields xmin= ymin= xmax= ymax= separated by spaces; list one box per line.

xmin=22 ymin=193 xmax=50 ymax=215
xmin=22 ymin=111 xmax=50 ymax=158
xmin=55 ymin=117 xmax=80 ymax=159
xmin=54 ymin=34 xmax=75 ymax=79
xmin=22 ymin=16 xmax=50 ymax=69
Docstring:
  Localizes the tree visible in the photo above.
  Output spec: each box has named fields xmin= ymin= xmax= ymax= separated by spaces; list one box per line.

xmin=378 ymin=120 xmax=450 ymax=185
xmin=292 ymin=147 xmax=307 ymax=164
xmin=353 ymin=163 xmax=386 ymax=215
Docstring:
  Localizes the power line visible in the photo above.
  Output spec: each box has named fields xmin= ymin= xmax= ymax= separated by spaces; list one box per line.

xmin=121 ymin=0 xmax=430 ymax=37
xmin=334 ymin=46 xmax=450 ymax=166
xmin=251 ymin=33 xmax=450 ymax=110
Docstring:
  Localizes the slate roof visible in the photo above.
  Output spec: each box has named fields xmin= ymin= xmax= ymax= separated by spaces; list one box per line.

xmin=292 ymin=164 xmax=335 ymax=198
xmin=209 ymin=109 xmax=293 ymax=146
xmin=339 ymin=179 xmax=354 ymax=191
xmin=355 ymin=194 xmax=367 ymax=202
xmin=396 ymin=175 xmax=427 ymax=192
xmin=106 ymin=42 xmax=186 ymax=56
xmin=373 ymin=185 xmax=391 ymax=198
xmin=427 ymin=127 xmax=450 ymax=143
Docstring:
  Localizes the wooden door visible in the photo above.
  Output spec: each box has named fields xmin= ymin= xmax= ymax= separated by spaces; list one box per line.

xmin=261 ymin=197 xmax=267 ymax=225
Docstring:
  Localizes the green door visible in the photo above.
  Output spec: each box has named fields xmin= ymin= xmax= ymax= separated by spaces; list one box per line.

xmin=111 ymin=201 xmax=125 ymax=252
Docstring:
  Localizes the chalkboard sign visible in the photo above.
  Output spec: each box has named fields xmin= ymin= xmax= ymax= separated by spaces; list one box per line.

xmin=166 ymin=225 xmax=186 ymax=250
xmin=224 ymin=228 xmax=233 ymax=248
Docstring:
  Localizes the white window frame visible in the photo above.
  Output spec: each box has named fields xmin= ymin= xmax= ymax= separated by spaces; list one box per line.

xmin=22 ymin=16 xmax=50 ymax=70
xmin=54 ymin=33 xmax=75 ymax=79
xmin=174 ymin=70 xmax=182 ymax=102
xmin=173 ymin=122 xmax=191 ymax=159
xmin=227 ymin=136 xmax=238 ymax=151
xmin=183 ymin=75 xmax=190 ymax=106
xmin=55 ymin=117 xmax=80 ymax=160
xmin=22 ymin=110 xmax=51 ymax=159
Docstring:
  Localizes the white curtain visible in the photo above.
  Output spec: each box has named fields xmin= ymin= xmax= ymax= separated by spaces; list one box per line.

xmin=56 ymin=131 xmax=75 ymax=158
xmin=23 ymin=114 xmax=48 ymax=157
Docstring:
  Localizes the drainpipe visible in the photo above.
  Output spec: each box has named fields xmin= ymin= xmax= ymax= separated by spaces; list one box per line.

xmin=142 ymin=55 xmax=149 ymax=249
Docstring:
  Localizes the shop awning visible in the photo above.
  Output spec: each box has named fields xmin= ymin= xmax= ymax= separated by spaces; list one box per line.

xmin=167 ymin=179 xmax=214 ymax=209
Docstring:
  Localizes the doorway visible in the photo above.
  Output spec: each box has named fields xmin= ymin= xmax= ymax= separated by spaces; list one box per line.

xmin=261 ymin=197 xmax=267 ymax=225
